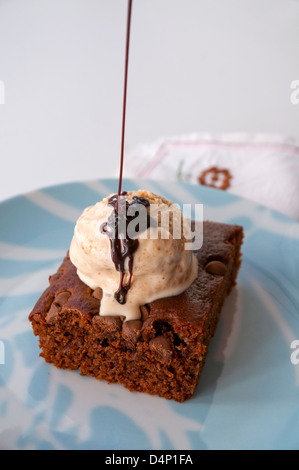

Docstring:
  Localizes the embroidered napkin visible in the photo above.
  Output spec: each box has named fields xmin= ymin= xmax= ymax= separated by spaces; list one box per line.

xmin=124 ymin=133 xmax=299 ymax=221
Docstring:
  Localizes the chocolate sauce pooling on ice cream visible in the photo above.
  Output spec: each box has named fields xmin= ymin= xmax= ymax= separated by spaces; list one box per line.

xmin=101 ymin=192 xmax=150 ymax=304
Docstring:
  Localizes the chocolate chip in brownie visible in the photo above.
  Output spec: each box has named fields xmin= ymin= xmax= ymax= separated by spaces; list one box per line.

xmin=140 ymin=305 xmax=150 ymax=322
xmin=46 ymin=291 xmax=71 ymax=322
xmin=149 ymin=335 xmax=172 ymax=362
xmin=55 ymin=291 xmax=71 ymax=306
xmin=122 ymin=320 xmax=142 ymax=348
xmin=103 ymin=315 xmax=122 ymax=328
xmin=205 ymin=260 xmax=226 ymax=276
xmin=46 ymin=303 xmax=60 ymax=322
xmin=92 ymin=287 xmax=103 ymax=301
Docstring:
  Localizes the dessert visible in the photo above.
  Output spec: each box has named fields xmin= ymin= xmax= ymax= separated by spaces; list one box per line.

xmin=29 ymin=190 xmax=243 ymax=402
xmin=69 ymin=190 xmax=198 ymax=320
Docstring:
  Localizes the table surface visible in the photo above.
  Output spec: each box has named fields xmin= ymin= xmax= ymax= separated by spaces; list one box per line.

xmin=0 ymin=0 xmax=299 ymax=202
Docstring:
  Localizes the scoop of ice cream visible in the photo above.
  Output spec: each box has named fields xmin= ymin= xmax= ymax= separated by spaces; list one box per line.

xmin=69 ymin=189 xmax=198 ymax=320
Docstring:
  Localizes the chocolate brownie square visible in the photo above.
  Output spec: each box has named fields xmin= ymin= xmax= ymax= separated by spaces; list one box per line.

xmin=29 ymin=221 xmax=243 ymax=402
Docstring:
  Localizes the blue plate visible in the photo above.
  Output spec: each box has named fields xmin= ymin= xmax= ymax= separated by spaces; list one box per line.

xmin=0 ymin=178 xmax=299 ymax=450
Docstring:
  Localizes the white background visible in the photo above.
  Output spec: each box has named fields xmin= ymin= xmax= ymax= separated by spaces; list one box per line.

xmin=0 ymin=0 xmax=298 ymax=202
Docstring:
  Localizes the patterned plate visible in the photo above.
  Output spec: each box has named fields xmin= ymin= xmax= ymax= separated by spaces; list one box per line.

xmin=0 ymin=178 xmax=298 ymax=450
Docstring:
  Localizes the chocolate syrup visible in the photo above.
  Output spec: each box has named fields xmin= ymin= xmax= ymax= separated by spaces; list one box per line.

xmin=101 ymin=1 xmax=151 ymax=305
xmin=118 ymin=0 xmax=133 ymax=198
xmin=101 ymin=193 xmax=150 ymax=304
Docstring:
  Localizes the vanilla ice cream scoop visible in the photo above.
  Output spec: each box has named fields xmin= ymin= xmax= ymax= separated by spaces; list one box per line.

xmin=69 ymin=190 xmax=198 ymax=320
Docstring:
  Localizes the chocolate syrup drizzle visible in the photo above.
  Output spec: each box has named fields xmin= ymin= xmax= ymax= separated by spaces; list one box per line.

xmin=118 ymin=0 xmax=132 ymax=198
xmin=101 ymin=193 xmax=150 ymax=304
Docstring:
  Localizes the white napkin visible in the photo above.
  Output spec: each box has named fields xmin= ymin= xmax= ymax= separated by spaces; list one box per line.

xmin=125 ymin=133 xmax=299 ymax=221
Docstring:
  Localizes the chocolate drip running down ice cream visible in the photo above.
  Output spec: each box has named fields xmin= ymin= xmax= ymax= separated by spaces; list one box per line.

xmin=100 ymin=191 xmax=151 ymax=305
xmin=69 ymin=190 xmax=198 ymax=320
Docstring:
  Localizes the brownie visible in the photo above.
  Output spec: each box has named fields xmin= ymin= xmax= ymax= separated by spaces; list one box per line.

xmin=29 ymin=221 xmax=243 ymax=402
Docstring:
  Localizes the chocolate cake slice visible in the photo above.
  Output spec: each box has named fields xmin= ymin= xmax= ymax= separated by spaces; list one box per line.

xmin=29 ymin=221 xmax=243 ymax=402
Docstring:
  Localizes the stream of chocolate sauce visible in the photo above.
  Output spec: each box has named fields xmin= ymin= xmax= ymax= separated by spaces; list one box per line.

xmin=118 ymin=0 xmax=133 ymax=198
xmin=102 ymin=0 xmax=150 ymax=305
